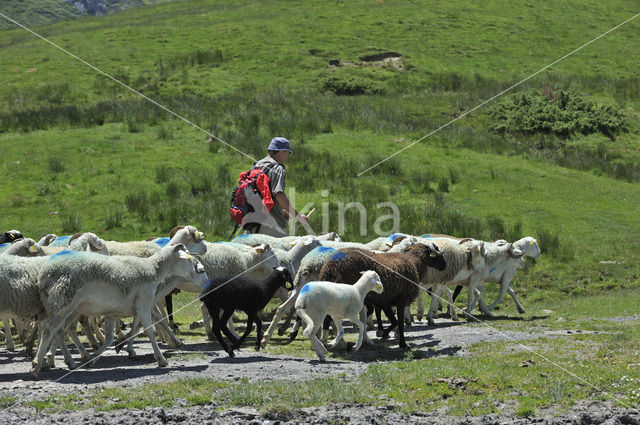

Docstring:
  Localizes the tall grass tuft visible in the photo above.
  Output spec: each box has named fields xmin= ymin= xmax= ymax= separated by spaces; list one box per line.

xmin=104 ymin=209 xmax=124 ymax=230
xmin=48 ymin=157 xmax=66 ymax=173
xmin=61 ymin=213 xmax=82 ymax=233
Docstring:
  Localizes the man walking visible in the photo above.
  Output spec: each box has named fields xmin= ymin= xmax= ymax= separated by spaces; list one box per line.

xmin=245 ymin=137 xmax=309 ymax=236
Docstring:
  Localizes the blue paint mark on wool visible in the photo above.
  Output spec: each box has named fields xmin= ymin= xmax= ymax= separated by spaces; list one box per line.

xmin=50 ymin=235 xmax=71 ymax=247
xmin=0 ymin=243 xmax=9 ymax=249
xmin=204 ymin=280 xmax=214 ymax=292
xmin=317 ymin=246 xmax=335 ymax=254
xmin=489 ymin=267 xmax=496 ymax=274
xmin=388 ymin=233 xmax=405 ymax=241
xmin=50 ymin=250 xmax=77 ymax=259
xmin=300 ymin=283 xmax=312 ymax=295
xmin=153 ymin=237 xmax=170 ymax=247
xmin=420 ymin=234 xmax=434 ymax=239
xmin=330 ymin=252 xmax=347 ymax=261
xmin=234 ymin=234 xmax=250 ymax=239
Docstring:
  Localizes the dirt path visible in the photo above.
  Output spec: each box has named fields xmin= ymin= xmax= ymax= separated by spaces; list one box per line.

xmin=1 ymin=319 xmax=638 ymax=424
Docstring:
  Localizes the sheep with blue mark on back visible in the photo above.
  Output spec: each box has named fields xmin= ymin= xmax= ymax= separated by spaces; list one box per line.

xmin=231 ymin=232 xmax=341 ymax=252
xmin=295 ymin=270 xmax=384 ymax=361
xmin=200 ymin=266 xmax=293 ymax=357
xmin=317 ymin=243 xmax=447 ymax=349
xmin=31 ymin=243 xmax=207 ymax=379
xmin=260 ymin=245 xmax=338 ymax=348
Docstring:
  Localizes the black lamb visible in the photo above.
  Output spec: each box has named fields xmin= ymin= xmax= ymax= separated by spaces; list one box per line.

xmin=317 ymin=243 xmax=446 ymax=349
xmin=200 ymin=266 xmax=293 ymax=357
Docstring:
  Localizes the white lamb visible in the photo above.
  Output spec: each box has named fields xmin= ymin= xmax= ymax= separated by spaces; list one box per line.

xmin=295 ymin=270 xmax=384 ymax=362
xmin=31 ymin=244 xmax=208 ymax=379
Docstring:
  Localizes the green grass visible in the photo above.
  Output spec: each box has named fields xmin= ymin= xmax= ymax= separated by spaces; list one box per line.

xmin=0 ymin=0 xmax=639 ymax=418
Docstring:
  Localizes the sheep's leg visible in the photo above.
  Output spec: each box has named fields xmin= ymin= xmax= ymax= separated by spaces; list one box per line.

xmin=56 ymin=328 xmax=78 ymax=370
xmin=277 ymin=309 xmax=296 ymax=335
xmin=210 ymin=308 xmax=234 ymax=357
xmin=114 ymin=317 xmax=139 ymax=358
xmin=200 ymin=303 xmax=214 ymax=340
xmin=88 ymin=317 xmax=116 ymax=367
xmin=427 ymin=284 xmax=445 ymax=326
xmin=286 ymin=317 xmax=303 ymax=343
xmin=226 ymin=315 xmax=240 ymax=340
xmin=164 ymin=293 xmax=179 ymax=332
xmin=65 ymin=316 xmax=92 ymax=363
xmin=263 ymin=287 xmax=300 ymax=348
xmin=416 ymin=287 xmax=426 ymax=321
xmin=328 ymin=318 xmax=345 ymax=349
xmin=297 ymin=308 xmax=327 ymax=361
xmin=137 ymin=310 xmax=168 ymax=367
xmin=349 ymin=314 xmax=367 ymax=352
xmin=374 ymin=306 xmax=385 ymax=338
xmin=395 ymin=302 xmax=409 ymax=349
xmin=253 ymin=316 xmax=264 ymax=351
xmin=321 ymin=315 xmax=332 ymax=344
xmin=31 ymin=317 xmax=65 ymax=380
xmin=507 ymin=286 xmax=526 ymax=314
xmin=231 ymin=313 xmax=255 ymax=350
xmin=381 ymin=306 xmax=398 ymax=340
xmin=91 ymin=316 xmax=106 ymax=345
xmin=76 ymin=315 xmax=100 ymax=351
xmin=151 ymin=309 xmax=182 ymax=348
xmin=1 ymin=318 xmax=14 ymax=351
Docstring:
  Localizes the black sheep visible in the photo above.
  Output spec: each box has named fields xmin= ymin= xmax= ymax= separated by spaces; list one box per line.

xmin=200 ymin=266 xmax=293 ymax=357
xmin=317 ymin=243 xmax=446 ymax=349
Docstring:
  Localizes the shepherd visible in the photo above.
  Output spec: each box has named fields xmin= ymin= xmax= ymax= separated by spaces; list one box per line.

xmin=229 ymin=137 xmax=309 ymax=237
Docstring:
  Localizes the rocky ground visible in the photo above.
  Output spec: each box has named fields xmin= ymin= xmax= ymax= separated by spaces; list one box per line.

xmin=1 ymin=318 xmax=638 ymax=424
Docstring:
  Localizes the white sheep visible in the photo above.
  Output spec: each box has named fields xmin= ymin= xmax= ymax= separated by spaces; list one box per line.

xmin=231 ymin=232 xmax=340 ymax=252
xmin=295 ymin=270 xmax=384 ymax=361
xmin=37 ymin=234 xmax=58 ymax=246
xmin=260 ymin=245 xmax=338 ymax=348
xmin=31 ymin=244 xmax=208 ymax=379
xmin=419 ymin=237 xmax=488 ymax=325
xmin=483 ymin=237 xmax=540 ymax=314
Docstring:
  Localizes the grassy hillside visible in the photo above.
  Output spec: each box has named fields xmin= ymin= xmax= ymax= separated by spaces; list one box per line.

xmin=0 ymin=0 xmax=171 ymax=30
xmin=1 ymin=0 xmax=640 ymax=416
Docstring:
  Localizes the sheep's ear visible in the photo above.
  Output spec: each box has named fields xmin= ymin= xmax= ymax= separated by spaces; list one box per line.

xmin=530 ymin=239 xmax=536 ymax=246
xmin=194 ymin=230 xmax=205 ymax=240
xmin=359 ymin=271 xmax=366 ymax=275
xmin=145 ymin=237 xmax=157 ymax=241
xmin=495 ymin=239 xmax=508 ymax=246
xmin=392 ymin=235 xmax=407 ymax=245
xmin=169 ymin=226 xmax=185 ymax=240
xmin=69 ymin=232 xmax=84 ymax=243
xmin=290 ymin=241 xmax=297 ymax=247
xmin=459 ymin=238 xmax=472 ymax=245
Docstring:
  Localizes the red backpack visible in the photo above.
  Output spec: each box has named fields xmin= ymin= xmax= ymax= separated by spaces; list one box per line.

xmin=229 ymin=162 xmax=277 ymax=227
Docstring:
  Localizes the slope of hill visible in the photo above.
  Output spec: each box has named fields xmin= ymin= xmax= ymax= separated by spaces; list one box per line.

xmin=0 ymin=0 xmax=169 ymax=30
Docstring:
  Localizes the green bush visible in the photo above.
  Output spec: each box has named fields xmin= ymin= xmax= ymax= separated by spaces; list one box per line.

xmin=322 ymin=76 xmax=383 ymax=96
xmin=488 ymin=89 xmax=628 ymax=139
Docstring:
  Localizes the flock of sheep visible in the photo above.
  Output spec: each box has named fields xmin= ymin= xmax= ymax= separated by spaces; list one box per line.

xmin=0 ymin=227 xmax=540 ymax=379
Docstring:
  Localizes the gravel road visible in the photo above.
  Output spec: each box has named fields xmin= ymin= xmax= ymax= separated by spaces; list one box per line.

xmin=1 ymin=318 xmax=638 ymax=424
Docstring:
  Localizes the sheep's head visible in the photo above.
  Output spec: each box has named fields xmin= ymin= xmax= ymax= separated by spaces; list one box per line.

xmin=38 ymin=233 xmax=58 ymax=246
xmin=274 ymin=266 xmax=294 ymax=290
xmin=360 ymin=270 xmax=384 ymax=294
xmin=411 ymin=243 xmax=447 ymax=271
xmin=0 ymin=230 xmax=24 ymax=244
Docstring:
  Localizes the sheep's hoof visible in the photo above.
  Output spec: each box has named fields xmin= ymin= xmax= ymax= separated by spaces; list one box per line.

xmin=518 ymin=307 xmax=526 ymax=314
xmin=227 ymin=351 xmax=235 ymax=358
xmin=29 ymin=367 xmax=40 ymax=380
xmin=206 ymin=332 xmax=215 ymax=341
xmin=254 ymin=345 xmax=261 ymax=352
xmin=157 ymin=359 xmax=169 ymax=367
xmin=169 ymin=323 xmax=180 ymax=332
xmin=277 ymin=326 xmax=288 ymax=336
xmin=375 ymin=329 xmax=384 ymax=338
